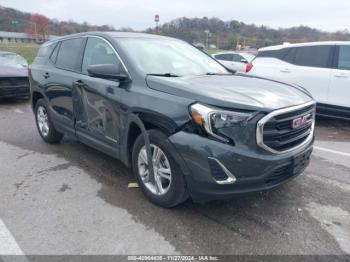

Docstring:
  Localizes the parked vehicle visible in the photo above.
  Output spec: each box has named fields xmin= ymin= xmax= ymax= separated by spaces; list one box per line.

xmin=0 ymin=51 xmax=29 ymax=99
xmin=29 ymin=32 xmax=315 ymax=207
xmin=248 ymin=41 xmax=350 ymax=120
xmin=193 ymin=42 xmax=205 ymax=50
xmin=212 ymin=51 xmax=255 ymax=72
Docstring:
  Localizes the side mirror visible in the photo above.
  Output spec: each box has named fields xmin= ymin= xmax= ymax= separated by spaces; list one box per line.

xmin=240 ymin=59 xmax=248 ymax=64
xmin=87 ymin=64 xmax=129 ymax=81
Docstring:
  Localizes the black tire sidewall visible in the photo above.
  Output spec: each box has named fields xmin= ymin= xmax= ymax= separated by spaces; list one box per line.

xmin=132 ymin=129 xmax=188 ymax=208
xmin=34 ymin=99 xmax=63 ymax=143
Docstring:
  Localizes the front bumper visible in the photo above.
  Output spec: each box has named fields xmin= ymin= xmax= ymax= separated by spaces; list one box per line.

xmin=169 ymin=131 xmax=313 ymax=202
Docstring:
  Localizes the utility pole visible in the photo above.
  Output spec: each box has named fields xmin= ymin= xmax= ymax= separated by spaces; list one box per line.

xmin=204 ymin=30 xmax=210 ymax=49
xmin=33 ymin=22 xmax=37 ymax=43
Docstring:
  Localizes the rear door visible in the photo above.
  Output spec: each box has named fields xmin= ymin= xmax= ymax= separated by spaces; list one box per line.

xmin=45 ymin=37 xmax=86 ymax=134
xmin=274 ymin=45 xmax=333 ymax=104
xmin=328 ymin=45 xmax=350 ymax=108
xmin=72 ymin=36 xmax=125 ymax=156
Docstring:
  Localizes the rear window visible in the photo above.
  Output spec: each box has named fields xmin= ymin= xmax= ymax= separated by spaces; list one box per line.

xmin=56 ymin=38 xmax=85 ymax=71
xmin=293 ymin=46 xmax=332 ymax=68
xmin=214 ymin=54 xmax=232 ymax=61
xmin=232 ymin=54 xmax=244 ymax=62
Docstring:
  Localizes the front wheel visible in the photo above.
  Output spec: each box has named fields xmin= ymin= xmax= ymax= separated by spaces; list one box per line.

xmin=35 ymin=99 xmax=64 ymax=143
xmin=132 ymin=129 xmax=188 ymax=208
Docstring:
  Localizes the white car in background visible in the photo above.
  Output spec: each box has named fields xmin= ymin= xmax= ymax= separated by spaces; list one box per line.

xmin=248 ymin=41 xmax=350 ymax=120
xmin=212 ymin=51 xmax=255 ymax=73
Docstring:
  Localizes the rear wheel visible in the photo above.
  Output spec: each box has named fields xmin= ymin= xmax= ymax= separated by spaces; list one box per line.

xmin=132 ymin=129 xmax=188 ymax=207
xmin=35 ymin=99 xmax=63 ymax=143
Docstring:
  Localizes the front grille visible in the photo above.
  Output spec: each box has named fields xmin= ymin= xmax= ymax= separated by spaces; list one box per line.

xmin=0 ymin=77 xmax=30 ymax=97
xmin=258 ymin=102 xmax=315 ymax=153
xmin=0 ymin=77 xmax=29 ymax=87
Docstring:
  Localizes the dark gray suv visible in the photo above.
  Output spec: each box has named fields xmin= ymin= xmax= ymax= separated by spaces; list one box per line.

xmin=29 ymin=32 xmax=315 ymax=207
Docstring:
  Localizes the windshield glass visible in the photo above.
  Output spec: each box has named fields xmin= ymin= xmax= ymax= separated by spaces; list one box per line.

xmin=117 ymin=38 xmax=229 ymax=76
xmin=0 ymin=54 xmax=28 ymax=69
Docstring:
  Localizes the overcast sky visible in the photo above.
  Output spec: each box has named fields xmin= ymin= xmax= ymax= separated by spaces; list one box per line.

xmin=1 ymin=0 xmax=349 ymax=32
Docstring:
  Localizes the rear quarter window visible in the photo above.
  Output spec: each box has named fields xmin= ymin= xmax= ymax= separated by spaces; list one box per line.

xmin=37 ymin=43 xmax=57 ymax=57
xmin=49 ymin=42 xmax=60 ymax=64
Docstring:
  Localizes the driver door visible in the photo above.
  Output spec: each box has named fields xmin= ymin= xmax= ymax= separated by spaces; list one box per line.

xmin=72 ymin=37 xmax=125 ymax=156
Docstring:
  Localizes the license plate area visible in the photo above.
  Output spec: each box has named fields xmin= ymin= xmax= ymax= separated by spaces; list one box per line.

xmin=293 ymin=149 xmax=312 ymax=174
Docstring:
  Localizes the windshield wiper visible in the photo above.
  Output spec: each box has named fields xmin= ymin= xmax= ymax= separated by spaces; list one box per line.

xmin=147 ymin=73 xmax=180 ymax=77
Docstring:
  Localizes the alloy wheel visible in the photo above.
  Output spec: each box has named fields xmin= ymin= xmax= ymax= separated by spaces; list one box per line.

xmin=137 ymin=144 xmax=172 ymax=196
xmin=37 ymin=105 xmax=50 ymax=137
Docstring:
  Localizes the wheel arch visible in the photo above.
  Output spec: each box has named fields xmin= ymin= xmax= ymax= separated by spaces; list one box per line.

xmin=121 ymin=111 xmax=180 ymax=168
xmin=31 ymin=91 xmax=45 ymax=110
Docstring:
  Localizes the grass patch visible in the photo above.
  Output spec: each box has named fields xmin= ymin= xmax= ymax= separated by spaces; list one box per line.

xmin=0 ymin=43 xmax=40 ymax=64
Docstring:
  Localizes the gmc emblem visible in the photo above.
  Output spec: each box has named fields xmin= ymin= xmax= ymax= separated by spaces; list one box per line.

xmin=292 ymin=114 xmax=312 ymax=129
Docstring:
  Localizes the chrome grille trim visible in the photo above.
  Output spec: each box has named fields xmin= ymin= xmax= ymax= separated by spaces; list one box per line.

xmin=256 ymin=101 xmax=316 ymax=154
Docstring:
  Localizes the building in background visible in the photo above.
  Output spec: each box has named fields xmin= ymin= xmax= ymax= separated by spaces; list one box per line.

xmin=0 ymin=31 xmax=57 ymax=44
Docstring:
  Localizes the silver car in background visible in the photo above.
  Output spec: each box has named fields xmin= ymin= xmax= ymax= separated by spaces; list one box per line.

xmin=212 ymin=51 xmax=255 ymax=73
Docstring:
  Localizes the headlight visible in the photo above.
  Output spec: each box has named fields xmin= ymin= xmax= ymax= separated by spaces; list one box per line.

xmin=190 ymin=103 xmax=255 ymax=142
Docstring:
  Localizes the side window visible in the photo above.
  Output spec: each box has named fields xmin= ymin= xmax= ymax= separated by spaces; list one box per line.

xmin=258 ymin=48 xmax=291 ymax=60
xmin=82 ymin=37 xmax=121 ymax=74
xmin=294 ymin=45 xmax=332 ymax=68
xmin=257 ymin=50 xmax=280 ymax=59
xmin=215 ymin=54 xmax=233 ymax=61
xmin=338 ymin=46 xmax=350 ymax=70
xmin=56 ymin=38 xmax=85 ymax=71
xmin=232 ymin=54 xmax=244 ymax=62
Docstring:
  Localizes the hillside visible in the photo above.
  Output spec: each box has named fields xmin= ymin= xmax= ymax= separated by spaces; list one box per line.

xmin=147 ymin=17 xmax=350 ymax=49
xmin=1 ymin=5 xmax=350 ymax=49
xmin=0 ymin=5 xmax=115 ymax=35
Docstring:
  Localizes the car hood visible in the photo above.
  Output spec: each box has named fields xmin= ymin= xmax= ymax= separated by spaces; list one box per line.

xmin=146 ymin=74 xmax=313 ymax=111
xmin=0 ymin=66 xmax=28 ymax=78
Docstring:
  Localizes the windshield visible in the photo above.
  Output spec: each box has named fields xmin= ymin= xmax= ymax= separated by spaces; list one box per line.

xmin=0 ymin=54 xmax=28 ymax=69
xmin=116 ymin=38 xmax=229 ymax=76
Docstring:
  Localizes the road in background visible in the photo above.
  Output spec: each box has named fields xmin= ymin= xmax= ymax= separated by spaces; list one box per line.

xmin=0 ymin=100 xmax=349 ymax=255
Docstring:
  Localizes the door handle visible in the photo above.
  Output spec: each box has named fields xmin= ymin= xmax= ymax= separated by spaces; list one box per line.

xmin=43 ymin=72 xmax=50 ymax=79
xmin=334 ymin=74 xmax=348 ymax=78
xmin=280 ymin=69 xmax=291 ymax=73
xmin=74 ymin=80 xmax=85 ymax=87
xmin=106 ymin=86 xmax=114 ymax=94
xmin=76 ymin=120 xmax=87 ymax=128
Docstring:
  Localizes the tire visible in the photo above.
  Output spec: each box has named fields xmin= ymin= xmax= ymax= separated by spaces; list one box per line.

xmin=132 ymin=129 xmax=189 ymax=208
xmin=34 ymin=99 xmax=64 ymax=143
